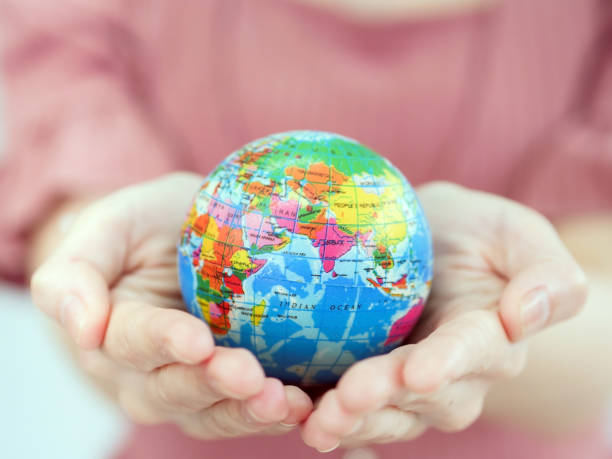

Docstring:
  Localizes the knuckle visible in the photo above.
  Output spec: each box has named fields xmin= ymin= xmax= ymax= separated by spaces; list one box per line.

xmin=109 ymin=324 xmax=142 ymax=368
xmin=393 ymin=391 xmax=422 ymax=411
xmin=146 ymin=311 xmax=175 ymax=359
xmin=206 ymin=402 xmax=250 ymax=437
xmin=112 ymin=332 xmax=133 ymax=363
xmin=107 ymin=305 xmax=155 ymax=370
xmin=148 ymin=368 xmax=196 ymax=413
xmin=152 ymin=375 xmax=176 ymax=408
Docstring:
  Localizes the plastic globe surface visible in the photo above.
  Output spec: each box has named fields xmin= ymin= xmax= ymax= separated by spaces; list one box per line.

xmin=178 ymin=131 xmax=433 ymax=386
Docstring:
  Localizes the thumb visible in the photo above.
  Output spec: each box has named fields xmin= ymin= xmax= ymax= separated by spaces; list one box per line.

xmin=497 ymin=212 xmax=588 ymax=342
xmin=30 ymin=199 xmax=128 ymax=349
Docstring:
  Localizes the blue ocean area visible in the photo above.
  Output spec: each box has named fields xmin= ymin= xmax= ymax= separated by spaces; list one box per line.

xmin=177 ymin=251 xmax=202 ymax=319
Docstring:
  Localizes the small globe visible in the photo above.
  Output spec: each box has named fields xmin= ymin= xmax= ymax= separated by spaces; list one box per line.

xmin=178 ymin=131 xmax=433 ymax=386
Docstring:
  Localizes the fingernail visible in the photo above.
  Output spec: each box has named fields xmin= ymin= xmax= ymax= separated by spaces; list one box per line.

xmin=279 ymin=421 xmax=299 ymax=428
xmin=520 ymin=288 xmax=550 ymax=337
xmin=59 ymin=295 xmax=86 ymax=343
xmin=317 ymin=441 xmax=340 ymax=453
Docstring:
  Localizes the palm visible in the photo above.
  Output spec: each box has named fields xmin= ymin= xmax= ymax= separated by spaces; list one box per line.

xmin=409 ymin=182 xmax=585 ymax=343
xmin=301 ymin=182 xmax=587 ymax=451
xmin=32 ymin=173 xmax=313 ymax=438
xmin=100 ymin=175 xmax=199 ymax=310
xmin=108 ymin=221 xmax=183 ymax=313
xmin=408 ymin=183 xmax=513 ymax=343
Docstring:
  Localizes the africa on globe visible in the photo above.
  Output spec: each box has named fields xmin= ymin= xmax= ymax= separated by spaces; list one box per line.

xmin=178 ymin=131 xmax=433 ymax=385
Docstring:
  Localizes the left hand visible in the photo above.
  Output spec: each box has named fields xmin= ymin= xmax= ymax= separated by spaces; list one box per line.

xmin=30 ymin=173 xmax=313 ymax=440
xmin=301 ymin=182 xmax=588 ymax=451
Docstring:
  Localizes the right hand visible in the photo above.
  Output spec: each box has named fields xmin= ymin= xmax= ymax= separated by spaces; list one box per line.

xmin=30 ymin=173 xmax=312 ymax=439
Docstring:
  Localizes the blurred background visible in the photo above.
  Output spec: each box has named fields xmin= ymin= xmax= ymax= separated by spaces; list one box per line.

xmin=0 ymin=97 xmax=127 ymax=457
xmin=0 ymin=281 xmax=128 ymax=458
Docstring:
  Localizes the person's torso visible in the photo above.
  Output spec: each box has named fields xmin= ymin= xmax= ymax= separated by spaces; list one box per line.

xmin=138 ymin=0 xmax=598 ymax=196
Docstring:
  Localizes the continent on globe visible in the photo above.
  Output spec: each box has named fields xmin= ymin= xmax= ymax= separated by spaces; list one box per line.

xmin=178 ymin=131 xmax=433 ymax=386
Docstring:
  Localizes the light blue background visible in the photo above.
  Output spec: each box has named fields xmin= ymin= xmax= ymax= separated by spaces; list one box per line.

xmin=0 ymin=283 xmax=128 ymax=459
xmin=0 ymin=88 xmax=127 ymax=459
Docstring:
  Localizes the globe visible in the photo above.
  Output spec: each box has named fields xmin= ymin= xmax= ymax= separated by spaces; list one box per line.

xmin=178 ymin=131 xmax=433 ymax=386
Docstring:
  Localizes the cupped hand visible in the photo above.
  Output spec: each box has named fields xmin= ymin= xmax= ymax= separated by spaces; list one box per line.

xmin=301 ymin=182 xmax=588 ymax=451
xmin=31 ymin=173 xmax=312 ymax=439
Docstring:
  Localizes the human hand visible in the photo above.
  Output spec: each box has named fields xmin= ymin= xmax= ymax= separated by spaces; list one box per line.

xmin=301 ymin=182 xmax=588 ymax=451
xmin=31 ymin=173 xmax=312 ymax=439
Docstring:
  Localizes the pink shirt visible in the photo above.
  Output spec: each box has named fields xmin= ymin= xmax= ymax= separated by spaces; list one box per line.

xmin=1 ymin=0 xmax=611 ymax=457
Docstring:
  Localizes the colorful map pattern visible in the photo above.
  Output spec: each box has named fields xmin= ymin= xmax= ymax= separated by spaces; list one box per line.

xmin=178 ymin=131 xmax=432 ymax=385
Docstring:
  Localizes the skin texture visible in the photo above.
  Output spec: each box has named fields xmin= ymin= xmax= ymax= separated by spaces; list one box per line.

xmin=28 ymin=175 xmax=592 ymax=452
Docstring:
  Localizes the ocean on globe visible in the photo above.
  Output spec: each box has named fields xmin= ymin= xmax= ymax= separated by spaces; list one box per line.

xmin=178 ymin=131 xmax=433 ymax=386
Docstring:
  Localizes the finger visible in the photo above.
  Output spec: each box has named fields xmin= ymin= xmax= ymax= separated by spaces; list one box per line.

xmin=180 ymin=378 xmax=290 ymax=440
xmin=30 ymin=200 xmax=129 ymax=349
xmin=302 ymin=407 xmax=426 ymax=451
xmin=302 ymin=390 xmax=363 ymax=438
xmin=400 ymin=310 xmax=523 ymax=393
xmin=301 ymin=406 xmax=343 ymax=453
xmin=31 ymin=258 xmax=113 ymax=349
xmin=117 ymin=379 xmax=167 ymax=425
xmin=146 ymin=347 xmax=267 ymax=412
xmin=334 ymin=355 xmax=402 ymax=416
xmin=279 ymin=385 xmax=314 ymax=427
xmin=103 ymin=301 xmax=214 ymax=371
xmin=29 ymin=174 xmax=201 ymax=350
xmin=301 ymin=389 xmax=366 ymax=452
xmin=496 ymin=208 xmax=588 ymax=341
xmin=335 ymin=312 xmax=519 ymax=412
xmin=340 ymin=408 xmax=426 ymax=449
xmin=412 ymin=379 xmax=488 ymax=432
xmin=78 ymin=351 xmax=167 ymax=425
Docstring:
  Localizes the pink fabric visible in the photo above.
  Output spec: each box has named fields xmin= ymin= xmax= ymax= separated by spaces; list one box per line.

xmin=2 ymin=0 xmax=612 ymax=280
xmin=1 ymin=0 xmax=612 ymax=456
xmin=114 ymin=420 xmax=612 ymax=459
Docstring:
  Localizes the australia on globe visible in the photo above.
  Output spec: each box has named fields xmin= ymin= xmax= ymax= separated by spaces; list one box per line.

xmin=178 ymin=131 xmax=433 ymax=385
